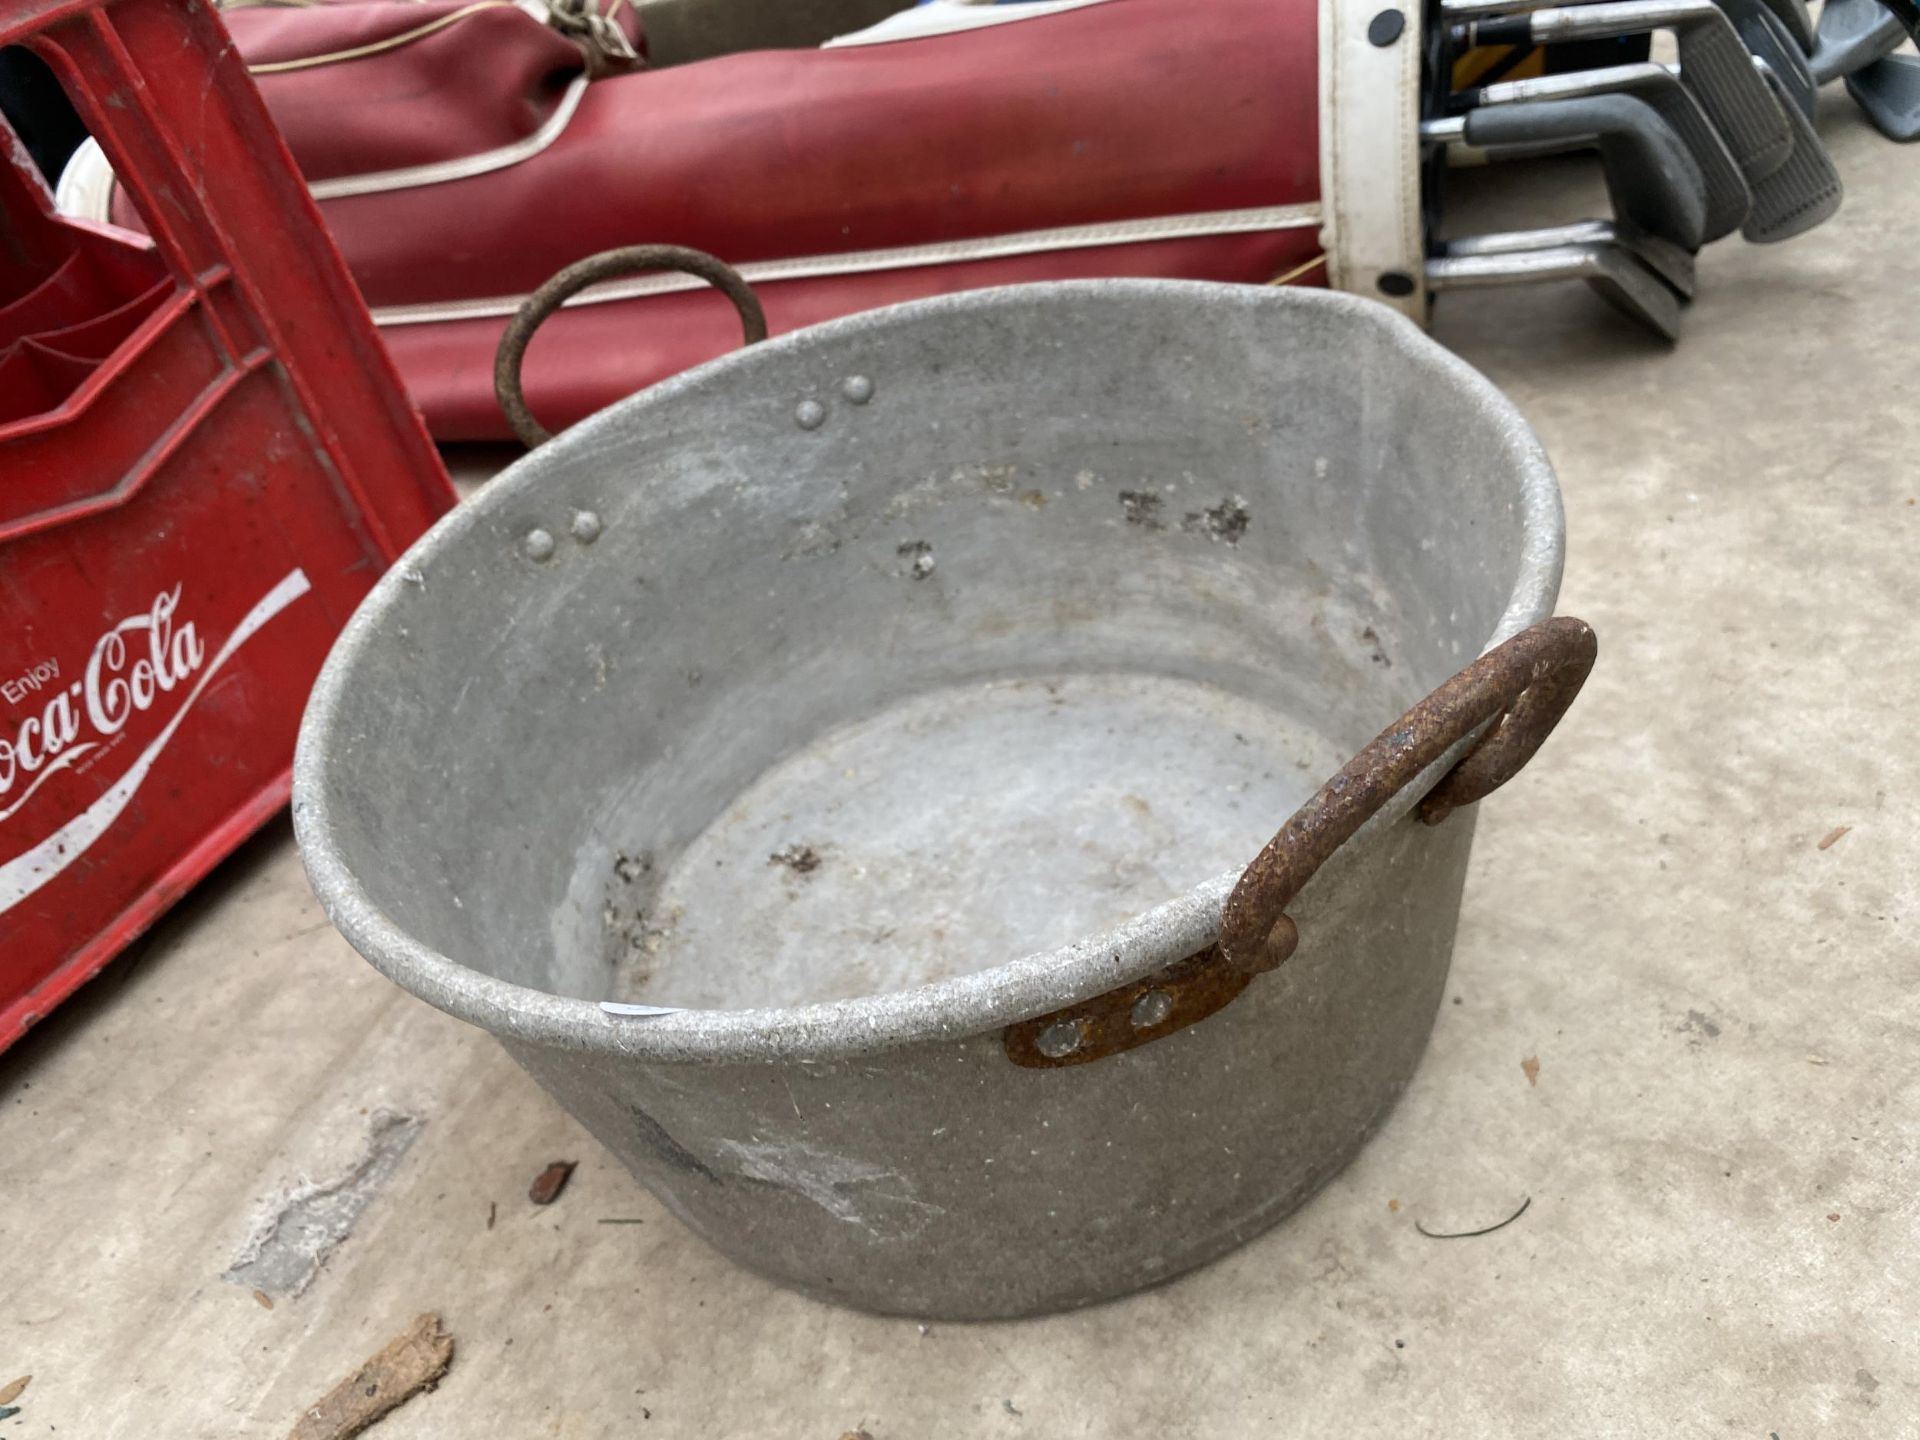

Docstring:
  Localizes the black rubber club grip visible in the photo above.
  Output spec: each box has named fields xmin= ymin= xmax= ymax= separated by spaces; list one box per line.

xmin=1468 ymin=14 xmax=1536 ymax=46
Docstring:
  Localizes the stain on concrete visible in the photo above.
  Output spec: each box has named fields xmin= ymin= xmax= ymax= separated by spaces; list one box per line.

xmin=896 ymin=539 xmax=936 ymax=580
xmin=1678 ymin=1009 xmax=1723 ymax=1047
xmin=224 ymin=1111 xmax=423 ymax=1299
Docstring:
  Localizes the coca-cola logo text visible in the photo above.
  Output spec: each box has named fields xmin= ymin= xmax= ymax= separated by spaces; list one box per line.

xmin=0 ymin=586 xmax=204 ymax=825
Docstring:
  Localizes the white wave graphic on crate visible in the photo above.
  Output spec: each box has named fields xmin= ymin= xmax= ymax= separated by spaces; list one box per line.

xmin=0 ymin=569 xmax=312 ymax=914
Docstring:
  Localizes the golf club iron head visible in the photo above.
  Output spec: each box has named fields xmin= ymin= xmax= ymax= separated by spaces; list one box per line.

xmin=1725 ymin=0 xmax=1820 ymax=118
xmin=1752 ymin=0 xmax=1816 ymax=52
xmin=1742 ymin=58 xmax=1844 ymax=238
xmin=1458 ymin=0 xmax=1795 ymax=182
xmin=1439 ymin=219 xmax=1699 ymax=297
xmin=1458 ymin=61 xmax=1752 ymax=240
xmin=1848 ymin=52 xmax=1920 ymax=139
xmin=1460 ymin=95 xmax=1710 ymax=249
xmin=1812 ymin=0 xmax=1905 ymax=84
xmin=1425 ymin=241 xmax=1684 ymax=340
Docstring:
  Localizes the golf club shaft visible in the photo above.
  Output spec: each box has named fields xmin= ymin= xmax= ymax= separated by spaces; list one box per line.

xmin=1427 ymin=247 xmax=1604 ymax=288
xmin=1460 ymin=60 xmax=1673 ymax=107
xmin=1440 ymin=221 xmax=1697 ymax=296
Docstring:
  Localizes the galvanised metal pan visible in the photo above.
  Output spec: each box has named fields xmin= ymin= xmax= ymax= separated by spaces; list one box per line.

xmin=294 ymin=276 xmax=1592 ymax=1318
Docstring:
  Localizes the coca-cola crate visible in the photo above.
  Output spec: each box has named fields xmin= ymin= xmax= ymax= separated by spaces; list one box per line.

xmin=0 ymin=0 xmax=455 ymax=1049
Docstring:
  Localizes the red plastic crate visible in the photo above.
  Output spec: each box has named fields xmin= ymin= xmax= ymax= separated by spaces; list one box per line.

xmin=0 ymin=0 xmax=456 ymax=1048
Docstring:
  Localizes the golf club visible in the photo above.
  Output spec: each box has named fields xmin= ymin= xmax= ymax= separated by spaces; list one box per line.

xmin=1742 ymin=59 xmax=1845 ymax=238
xmin=1441 ymin=0 xmax=1814 ymax=56
xmin=1452 ymin=0 xmax=1794 ymax=182
xmin=1724 ymin=0 xmax=1819 ymax=118
xmin=1766 ymin=0 xmax=1817 ymax=51
xmin=1812 ymin=0 xmax=1905 ymax=84
xmin=1848 ymin=53 xmax=1920 ymax=139
xmin=1438 ymin=219 xmax=1699 ymax=297
xmin=1425 ymin=242 xmax=1684 ymax=339
xmin=1453 ymin=61 xmax=1751 ymax=240
xmin=1446 ymin=95 xmax=1711 ymax=248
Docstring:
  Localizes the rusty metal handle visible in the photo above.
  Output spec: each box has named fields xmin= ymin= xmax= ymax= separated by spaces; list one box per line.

xmin=493 ymin=243 xmax=768 ymax=450
xmin=1221 ymin=615 xmax=1597 ymax=973
xmin=1005 ymin=616 xmax=1596 ymax=1069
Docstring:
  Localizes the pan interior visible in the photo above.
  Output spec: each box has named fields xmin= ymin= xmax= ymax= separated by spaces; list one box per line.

xmin=612 ymin=670 xmax=1352 ymax=1007
xmin=310 ymin=285 xmax=1553 ymax=1012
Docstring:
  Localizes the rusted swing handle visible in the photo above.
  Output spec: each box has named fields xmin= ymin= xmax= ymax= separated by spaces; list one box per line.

xmin=493 ymin=243 xmax=767 ymax=450
xmin=1218 ymin=615 xmax=1597 ymax=974
xmin=1004 ymin=617 xmax=1595 ymax=1069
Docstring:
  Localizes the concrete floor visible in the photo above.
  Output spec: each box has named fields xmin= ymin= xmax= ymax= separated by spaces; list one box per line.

xmin=5 ymin=92 xmax=1916 ymax=1440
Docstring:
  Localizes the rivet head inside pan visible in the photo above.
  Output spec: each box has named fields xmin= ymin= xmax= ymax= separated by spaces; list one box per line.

xmin=1035 ymin=1020 xmax=1082 ymax=1059
xmin=1130 ymin=990 xmax=1175 ymax=1029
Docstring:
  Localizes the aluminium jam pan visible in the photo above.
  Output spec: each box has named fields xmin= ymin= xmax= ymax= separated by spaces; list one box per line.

xmin=294 ymin=278 xmax=1593 ymax=1319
